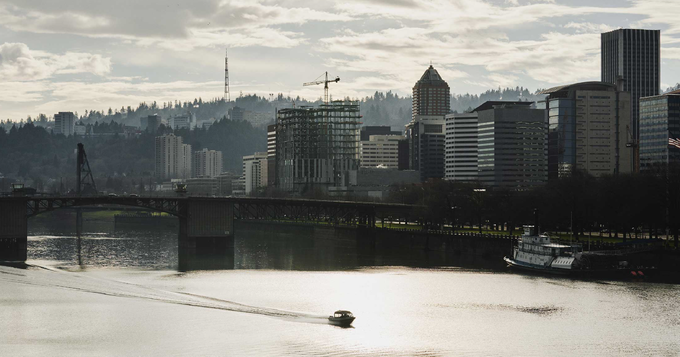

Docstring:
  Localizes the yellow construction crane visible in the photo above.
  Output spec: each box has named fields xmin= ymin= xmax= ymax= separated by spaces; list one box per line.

xmin=303 ymin=72 xmax=339 ymax=105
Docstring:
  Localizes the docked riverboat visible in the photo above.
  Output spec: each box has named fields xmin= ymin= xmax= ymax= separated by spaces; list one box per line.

xmin=504 ymin=226 xmax=583 ymax=275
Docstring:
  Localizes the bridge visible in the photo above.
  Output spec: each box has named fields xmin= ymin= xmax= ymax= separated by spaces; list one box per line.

xmin=0 ymin=194 xmax=421 ymax=263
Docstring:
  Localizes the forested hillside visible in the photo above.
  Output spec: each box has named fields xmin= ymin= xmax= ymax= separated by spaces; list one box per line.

xmin=4 ymin=87 xmax=548 ymax=135
xmin=0 ymin=119 xmax=266 ymax=193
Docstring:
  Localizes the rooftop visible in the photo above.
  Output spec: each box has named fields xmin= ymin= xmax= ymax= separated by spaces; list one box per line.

xmin=538 ymin=81 xmax=617 ymax=95
xmin=473 ymin=101 xmax=533 ymax=112
xmin=414 ymin=65 xmax=449 ymax=88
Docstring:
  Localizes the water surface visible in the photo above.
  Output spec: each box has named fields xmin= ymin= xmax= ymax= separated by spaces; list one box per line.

xmin=1 ymin=229 xmax=679 ymax=356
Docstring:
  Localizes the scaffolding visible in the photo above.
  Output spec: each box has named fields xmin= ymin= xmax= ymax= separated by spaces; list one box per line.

xmin=276 ymin=101 xmax=362 ymax=192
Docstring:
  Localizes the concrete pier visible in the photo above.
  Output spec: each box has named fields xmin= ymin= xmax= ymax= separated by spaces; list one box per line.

xmin=0 ymin=198 xmax=27 ymax=262
xmin=178 ymin=199 xmax=235 ymax=270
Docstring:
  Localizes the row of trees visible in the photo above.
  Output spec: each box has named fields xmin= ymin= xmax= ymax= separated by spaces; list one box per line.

xmin=387 ymin=168 xmax=680 ymax=244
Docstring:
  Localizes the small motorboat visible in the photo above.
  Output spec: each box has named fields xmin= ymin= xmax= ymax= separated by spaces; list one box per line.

xmin=328 ymin=310 xmax=355 ymax=327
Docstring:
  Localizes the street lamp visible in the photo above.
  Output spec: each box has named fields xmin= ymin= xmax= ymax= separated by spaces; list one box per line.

xmin=473 ymin=188 xmax=487 ymax=234
xmin=450 ymin=205 xmax=459 ymax=234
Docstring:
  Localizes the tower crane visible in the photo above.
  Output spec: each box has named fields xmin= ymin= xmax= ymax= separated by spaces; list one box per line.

xmin=303 ymin=72 xmax=340 ymax=105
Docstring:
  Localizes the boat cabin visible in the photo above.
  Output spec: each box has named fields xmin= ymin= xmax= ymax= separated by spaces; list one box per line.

xmin=333 ymin=310 xmax=354 ymax=318
xmin=518 ymin=225 xmax=582 ymax=258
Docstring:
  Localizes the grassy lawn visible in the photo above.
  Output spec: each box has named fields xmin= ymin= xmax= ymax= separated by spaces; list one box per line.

xmin=83 ymin=210 xmax=125 ymax=219
xmin=377 ymin=222 xmax=423 ymax=230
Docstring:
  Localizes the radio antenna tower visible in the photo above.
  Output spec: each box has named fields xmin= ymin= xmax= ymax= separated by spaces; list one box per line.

xmin=224 ymin=48 xmax=230 ymax=102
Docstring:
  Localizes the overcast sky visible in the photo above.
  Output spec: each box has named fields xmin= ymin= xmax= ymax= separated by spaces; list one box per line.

xmin=1 ymin=0 xmax=679 ymax=121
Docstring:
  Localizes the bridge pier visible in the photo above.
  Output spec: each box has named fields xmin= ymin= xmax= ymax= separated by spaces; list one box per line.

xmin=178 ymin=199 xmax=235 ymax=271
xmin=0 ymin=198 xmax=28 ymax=262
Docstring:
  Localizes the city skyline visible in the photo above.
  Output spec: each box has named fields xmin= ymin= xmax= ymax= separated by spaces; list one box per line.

xmin=1 ymin=0 xmax=680 ymax=122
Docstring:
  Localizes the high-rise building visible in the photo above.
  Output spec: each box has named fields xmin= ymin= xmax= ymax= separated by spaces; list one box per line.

xmin=445 ymin=112 xmax=479 ymax=181
xmin=601 ymin=29 xmax=661 ymax=145
xmin=397 ymin=139 xmax=410 ymax=170
xmin=412 ymin=65 xmax=450 ymax=120
xmin=640 ymin=90 xmax=680 ymax=170
xmin=275 ymin=102 xmax=361 ymax=193
xmin=155 ymin=134 xmax=192 ymax=181
xmin=267 ymin=124 xmax=277 ymax=187
xmin=192 ymin=148 xmax=223 ymax=178
xmin=407 ymin=65 xmax=450 ymax=181
xmin=360 ymin=135 xmax=401 ymax=169
xmin=476 ymin=101 xmax=547 ymax=189
xmin=406 ymin=115 xmax=446 ymax=181
xmin=243 ymin=152 xmax=268 ymax=195
xmin=53 ymin=112 xmax=75 ymax=136
xmin=541 ymin=82 xmax=632 ymax=178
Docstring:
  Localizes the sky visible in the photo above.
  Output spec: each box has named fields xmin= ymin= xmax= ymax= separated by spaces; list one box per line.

xmin=1 ymin=0 xmax=679 ymax=121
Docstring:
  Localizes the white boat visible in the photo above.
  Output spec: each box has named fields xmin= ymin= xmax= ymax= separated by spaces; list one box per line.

xmin=328 ymin=310 xmax=355 ymax=327
xmin=504 ymin=225 xmax=583 ymax=274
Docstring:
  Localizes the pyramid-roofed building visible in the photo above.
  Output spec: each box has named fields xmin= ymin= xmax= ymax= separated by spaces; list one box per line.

xmin=412 ymin=65 xmax=450 ymax=119
xmin=406 ymin=65 xmax=451 ymax=181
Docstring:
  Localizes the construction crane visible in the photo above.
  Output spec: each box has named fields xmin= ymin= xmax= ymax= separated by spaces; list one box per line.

xmin=303 ymin=72 xmax=339 ymax=105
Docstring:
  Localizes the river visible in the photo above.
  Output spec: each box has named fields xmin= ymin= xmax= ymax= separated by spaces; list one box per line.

xmin=1 ymin=226 xmax=679 ymax=356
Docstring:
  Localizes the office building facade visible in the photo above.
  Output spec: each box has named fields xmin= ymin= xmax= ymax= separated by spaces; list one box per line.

xmin=406 ymin=115 xmax=446 ymax=181
xmin=360 ymin=135 xmax=401 ymax=169
xmin=445 ymin=112 xmax=479 ymax=181
xmin=640 ymin=90 xmax=680 ymax=170
xmin=601 ymin=29 xmax=661 ymax=144
xmin=185 ymin=177 xmax=218 ymax=196
xmin=542 ymin=82 xmax=632 ymax=178
xmin=476 ymin=102 xmax=547 ymax=189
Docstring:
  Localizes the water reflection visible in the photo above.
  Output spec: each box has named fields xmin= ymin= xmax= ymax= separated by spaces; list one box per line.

xmin=26 ymin=226 xmax=510 ymax=273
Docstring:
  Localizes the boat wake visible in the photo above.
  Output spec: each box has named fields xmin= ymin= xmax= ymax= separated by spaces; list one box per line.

xmin=0 ymin=264 xmax=329 ymax=324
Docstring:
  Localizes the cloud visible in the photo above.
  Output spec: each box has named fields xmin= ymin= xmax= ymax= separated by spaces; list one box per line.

xmin=0 ymin=0 xmax=353 ymax=50
xmin=320 ymin=26 xmax=601 ymax=87
xmin=0 ymin=80 xmax=47 ymax=102
xmin=661 ymin=47 xmax=680 ymax=60
xmin=0 ymin=42 xmax=111 ymax=81
xmin=564 ymin=22 xmax=616 ymax=34
xmin=0 ymin=42 xmax=51 ymax=80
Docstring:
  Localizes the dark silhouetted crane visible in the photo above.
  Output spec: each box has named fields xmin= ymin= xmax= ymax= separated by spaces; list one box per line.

xmin=303 ymin=72 xmax=339 ymax=105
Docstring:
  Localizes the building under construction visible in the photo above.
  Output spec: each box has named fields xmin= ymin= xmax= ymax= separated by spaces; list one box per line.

xmin=275 ymin=101 xmax=361 ymax=193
